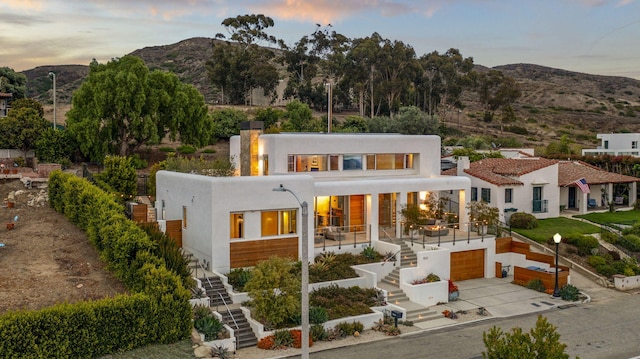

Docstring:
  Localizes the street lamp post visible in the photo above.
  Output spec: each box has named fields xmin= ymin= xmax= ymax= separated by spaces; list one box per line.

xmin=272 ymin=184 xmax=309 ymax=359
xmin=48 ymin=72 xmax=56 ymax=129
xmin=553 ymin=233 xmax=562 ymax=297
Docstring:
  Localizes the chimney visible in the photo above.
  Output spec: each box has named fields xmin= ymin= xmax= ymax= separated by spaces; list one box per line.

xmin=457 ymin=156 xmax=470 ymax=176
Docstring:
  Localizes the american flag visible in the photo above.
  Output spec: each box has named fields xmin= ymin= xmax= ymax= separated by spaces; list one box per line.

xmin=575 ymin=178 xmax=590 ymax=194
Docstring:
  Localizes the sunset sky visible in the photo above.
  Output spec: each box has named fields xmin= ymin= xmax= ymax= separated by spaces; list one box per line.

xmin=1 ymin=0 xmax=639 ymax=79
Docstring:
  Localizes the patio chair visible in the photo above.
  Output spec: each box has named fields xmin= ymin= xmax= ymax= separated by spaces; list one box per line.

xmin=588 ymin=198 xmax=597 ymax=208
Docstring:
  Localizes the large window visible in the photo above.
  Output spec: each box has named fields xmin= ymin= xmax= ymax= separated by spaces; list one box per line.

xmin=481 ymin=188 xmax=491 ymax=203
xmin=261 ymin=209 xmax=297 ymax=237
xmin=343 ymin=155 xmax=362 ymax=170
xmin=505 ymin=188 xmax=513 ymax=203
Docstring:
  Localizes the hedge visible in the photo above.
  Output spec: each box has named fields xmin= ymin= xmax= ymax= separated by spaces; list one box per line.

xmin=0 ymin=170 xmax=191 ymax=358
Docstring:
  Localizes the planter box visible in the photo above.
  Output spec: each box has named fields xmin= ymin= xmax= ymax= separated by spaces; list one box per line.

xmin=189 ymin=297 xmax=210 ymax=307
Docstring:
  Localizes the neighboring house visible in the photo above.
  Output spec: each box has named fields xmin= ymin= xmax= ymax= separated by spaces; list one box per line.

xmin=582 ymin=133 xmax=640 ymax=157
xmin=156 ymin=130 xmax=473 ymax=274
xmin=446 ymin=157 xmax=639 ymax=221
xmin=558 ymin=160 xmax=638 ymax=213
xmin=0 ymin=92 xmax=12 ymax=117
xmin=448 ymin=157 xmax=560 ymax=223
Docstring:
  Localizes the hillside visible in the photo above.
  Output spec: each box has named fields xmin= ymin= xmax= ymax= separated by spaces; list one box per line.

xmin=21 ymin=37 xmax=640 ymax=149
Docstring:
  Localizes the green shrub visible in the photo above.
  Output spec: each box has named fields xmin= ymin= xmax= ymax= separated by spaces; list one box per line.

xmin=361 ymin=246 xmax=380 ymax=261
xmin=310 ymin=285 xmax=377 ymax=320
xmin=620 ymin=234 xmax=640 ymax=252
xmin=601 ymin=231 xmax=618 ymax=244
xmin=310 ymin=324 xmax=328 ymax=341
xmin=576 ymin=235 xmax=599 ymax=255
xmin=226 ymin=268 xmax=252 ymax=292
xmin=177 ymin=145 xmax=196 ymax=154
xmin=202 ymin=148 xmax=217 ymax=154
xmin=588 ymin=255 xmax=607 ymax=268
xmin=508 ymin=212 xmax=538 ymax=229
xmin=526 ymin=278 xmax=546 ymax=293
xmin=129 ymin=154 xmax=148 ymax=169
xmin=194 ymin=316 xmax=224 ymax=341
xmin=273 ymin=329 xmax=294 ymax=347
xmin=334 ymin=321 xmax=364 ymax=337
xmin=559 ymin=284 xmax=580 ymax=301
xmin=159 ymin=147 xmax=176 ymax=152
xmin=596 ymin=264 xmax=616 ymax=277
xmin=309 ymin=306 xmax=329 ymax=324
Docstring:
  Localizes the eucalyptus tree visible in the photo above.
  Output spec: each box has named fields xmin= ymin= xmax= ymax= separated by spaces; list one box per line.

xmin=418 ymin=49 xmax=475 ymax=123
xmin=477 ymin=69 xmax=521 ymax=124
xmin=66 ymin=56 xmax=211 ymax=162
xmin=208 ymin=14 xmax=280 ymax=105
xmin=376 ymin=39 xmax=419 ymax=117
xmin=343 ymin=33 xmax=384 ymax=117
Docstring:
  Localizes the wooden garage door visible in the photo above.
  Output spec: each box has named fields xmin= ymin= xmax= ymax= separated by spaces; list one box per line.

xmin=450 ymin=249 xmax=485 ymax=281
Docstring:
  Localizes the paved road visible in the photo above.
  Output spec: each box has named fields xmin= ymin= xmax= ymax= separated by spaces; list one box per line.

xmin=300 ymin=293 xmax=640 ymax=359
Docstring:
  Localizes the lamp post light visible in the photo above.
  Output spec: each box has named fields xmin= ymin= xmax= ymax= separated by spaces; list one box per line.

xmin=48 ymin=72 xmax=56 ymax=129
xmin=553 ymin=233 xmax=562 ymax=297
xmin=272 ymin=184 xmax=309 ymax=359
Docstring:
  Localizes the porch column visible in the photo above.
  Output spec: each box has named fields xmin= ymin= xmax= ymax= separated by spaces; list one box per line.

xmin=458 ymin=189 xmax=468 ymax=228
xmin=631 ymin=182 xmax=637 ymax=206
xmin=607 ymin=183 xmax=614 ymax=206
xmin=397 ymin=191 xmax=407 ymax=238
xmin=368 ymin=194 xmax=379 ymax=243
xmin=579 ymin=191 xmax=588 ymax=214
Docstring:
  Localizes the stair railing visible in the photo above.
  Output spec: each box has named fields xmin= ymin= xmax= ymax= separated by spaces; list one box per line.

xmin=217 ymin=292 xmax=239 ymax=330
xmin=383 ymin=250 xmax=400 ymax=267
xmin=197 ymin=261 xmax=213 ymax=289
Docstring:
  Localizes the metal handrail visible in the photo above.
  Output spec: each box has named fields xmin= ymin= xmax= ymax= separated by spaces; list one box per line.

xmin=195 ymin=262 xmax=239 ymax=330
xmin=382 ymin=250 xmax=400 ymax=266
xmin=217 ymin=292 xmax=239 ymax=330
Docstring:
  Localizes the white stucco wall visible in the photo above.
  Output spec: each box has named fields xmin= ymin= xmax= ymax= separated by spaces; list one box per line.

xmin=156 ymin=171 xmax=315 ymax=273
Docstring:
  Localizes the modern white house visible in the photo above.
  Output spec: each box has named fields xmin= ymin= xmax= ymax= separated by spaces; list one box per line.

xmin=446 ymin=157 xmax=639 ymax=220
xmin=155 ymin=129 xmax=474 ymax=274
xmin=582 ymin=133 xmax=640 ymax=157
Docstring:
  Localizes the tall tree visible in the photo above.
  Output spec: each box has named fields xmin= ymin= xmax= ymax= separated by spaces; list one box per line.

xmin=0 ymin=107 xmax=49 ymax=157
xmin=377 ymin=39 xmax=418 ymax=116
xmin=0 ymin=67 xmax=27 ymax=99
xmin=344 ymin=33 xmax=384 ymax=117
xmin=208 ymin=14 xmax=280 ymax=105
xmin=477 ymin=69 xmax=521 ymax=124
xmin=67 ymin=56 xmax=210 ymax=162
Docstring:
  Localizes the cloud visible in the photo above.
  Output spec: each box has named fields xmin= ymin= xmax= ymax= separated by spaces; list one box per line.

xmin=0 ymin=0 xmax=45 ymax=10
xmin=247 ymin=0 xmax=441 ymax=24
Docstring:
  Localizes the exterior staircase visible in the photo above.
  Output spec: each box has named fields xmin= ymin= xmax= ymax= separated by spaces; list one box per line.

xmin=199 ymin=276 xmax=233 ymax=308
xmin=378 ymin=240 xmax=441 ymax=324
xmin=219 ymin=308 xmax=257 ymax=349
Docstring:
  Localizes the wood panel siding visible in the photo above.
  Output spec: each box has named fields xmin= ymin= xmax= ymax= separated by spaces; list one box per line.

xmin=132 ymin=203 xmax=148 ymax=223
xmin=230 ymin=237 xmax=298 ymax=268
xmin=451 ymin=249 xmax=485 ymax=281
xmin=514 ymin=266 xmax=568 ymax=290
xmin=165 ymin=219 xmax=183 ymax=247
xmin=495 ymin=237 xmax=512 ymax=254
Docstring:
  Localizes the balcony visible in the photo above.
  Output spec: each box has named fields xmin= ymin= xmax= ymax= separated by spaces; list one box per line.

xmin=532 ymin=199 xmax=548 ymax=213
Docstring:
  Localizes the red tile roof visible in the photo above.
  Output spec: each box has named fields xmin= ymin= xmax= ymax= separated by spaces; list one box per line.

xmin=558 ymin=160 xmax=639 ymax=186
xmin=462 ymin=158 xmax=558 ymax=186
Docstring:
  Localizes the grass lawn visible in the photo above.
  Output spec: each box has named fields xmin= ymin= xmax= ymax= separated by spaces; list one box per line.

xmin=99 ymin=340 xmax=193 ymax=359
xmin=512 ymin=217 xmax=601 ymax=243
xmin=575 ymin=209 xmax=640 ymax=226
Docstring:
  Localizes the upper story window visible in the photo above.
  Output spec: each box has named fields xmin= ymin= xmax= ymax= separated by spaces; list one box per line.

xmin=343 ymin=155 xmax=362 ymax=170
xmin=604 ymin=140 xmax=609 ymax=149
xmin=505 ymin=188 xmax=513 ymax=203
xmin=286 ymin=153 xmax=416 ymax=172
xmin=471 ymin=187 xmax=478 ymax=201
xmin=481 ymin=188 xmax=491 ymax=203
xmin=633 ymin=141 xmax=638 ymax=149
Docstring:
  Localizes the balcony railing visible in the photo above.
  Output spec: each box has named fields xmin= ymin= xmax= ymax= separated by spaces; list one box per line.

xmin=313 ymin=224 xmax=370 ymax=250
xmin=532 ymin=199 xmax=548 ymax=213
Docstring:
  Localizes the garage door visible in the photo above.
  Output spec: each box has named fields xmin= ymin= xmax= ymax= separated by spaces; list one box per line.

xmin=450 ymin=249 xmax=485 ymax=281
